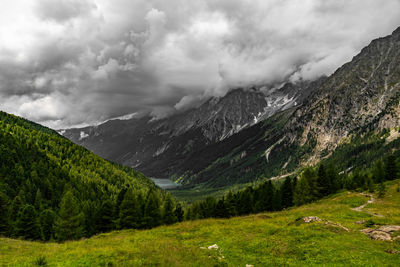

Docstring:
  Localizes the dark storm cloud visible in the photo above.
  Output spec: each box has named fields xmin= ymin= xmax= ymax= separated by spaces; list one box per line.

xmin=34 ymin=0 xmax=96 ymax=23
xmin=1 ymin=0 xmax=400 ymax=128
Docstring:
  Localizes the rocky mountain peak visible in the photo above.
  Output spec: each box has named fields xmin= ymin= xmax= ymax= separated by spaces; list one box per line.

xmin=62 ymin=79 xmax=316 ymax=177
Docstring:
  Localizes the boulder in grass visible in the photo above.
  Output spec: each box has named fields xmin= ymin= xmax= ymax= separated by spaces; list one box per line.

xmin=377 ymin=225 xmax=400 ymax=233
xmin=361 ymin=225 xmax=400 ymax=241
xmin=303 ymin=216 xmax=322 ymax=223
xmin=369 ymin=231 xmax=392 ymax=241
xmin=208 ymin=244 xmax=219 ymax=250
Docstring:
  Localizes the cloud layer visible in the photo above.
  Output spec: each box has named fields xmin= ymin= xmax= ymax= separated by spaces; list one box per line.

xmin=1 ymin=0 xmax=400 ymax=128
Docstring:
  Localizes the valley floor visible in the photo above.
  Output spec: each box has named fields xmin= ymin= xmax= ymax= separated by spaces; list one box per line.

xmin=1 ymin=182 xmax=400 ymax=266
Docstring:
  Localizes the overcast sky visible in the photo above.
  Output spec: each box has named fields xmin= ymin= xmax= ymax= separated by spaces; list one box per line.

xmin=1 ymin=0 xmax=400 ymax=129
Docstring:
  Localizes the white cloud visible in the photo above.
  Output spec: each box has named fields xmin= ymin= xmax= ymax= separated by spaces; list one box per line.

xmin=0 ymin=0 xmax=400 ymax=128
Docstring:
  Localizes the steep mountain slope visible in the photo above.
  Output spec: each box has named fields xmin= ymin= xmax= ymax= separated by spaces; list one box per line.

xmin=2 ymin=181 xmax=400 ymax=266
xmin=172 ymin=26 xmax=400 ymax=187
xmin=0 ymin=111 xmax=171 ymax=240
xmin=63 ymin=81 xmax=320 ymax=177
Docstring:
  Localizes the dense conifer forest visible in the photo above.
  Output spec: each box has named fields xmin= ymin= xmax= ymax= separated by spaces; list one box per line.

xmin=0 ymin=111 xmax=182 ymax=241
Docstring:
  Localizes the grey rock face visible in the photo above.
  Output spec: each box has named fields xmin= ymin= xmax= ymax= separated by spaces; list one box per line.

xmin=284 ymin=26 xmax=400 ymax=161
xmin=62 ymin=81 xmax=316 ymax=177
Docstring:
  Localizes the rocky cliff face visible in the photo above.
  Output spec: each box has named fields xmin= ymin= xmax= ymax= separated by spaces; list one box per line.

xmin=286 ymin=26 xmax=400 ymax=163
xmin=177 ymin=26 xmax=400 ymax=187
xmin=62 ymin=81 xmax=317 ymax=177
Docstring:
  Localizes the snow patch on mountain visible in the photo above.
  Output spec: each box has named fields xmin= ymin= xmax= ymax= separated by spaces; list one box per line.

xmin=79 ymin=131 xmax=89 ymax=140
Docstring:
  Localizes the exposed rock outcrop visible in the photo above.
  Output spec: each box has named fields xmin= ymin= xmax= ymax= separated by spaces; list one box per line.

xmin=361 ymin=225 xmax=400 ymax=241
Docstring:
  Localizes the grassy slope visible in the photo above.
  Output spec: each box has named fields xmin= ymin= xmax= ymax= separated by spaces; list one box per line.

xmin=2 ymin=182 xmax=400 ymax=266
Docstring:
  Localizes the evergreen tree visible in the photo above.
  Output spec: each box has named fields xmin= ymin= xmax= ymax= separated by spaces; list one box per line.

xmin=265 ymin=181 xmax=275 ymax=211
xmin=317 ymin=164 xmax=331 ymax=196
xmin=378 ymin=182 xmax=386 ymax=198
xmin=114 ymin=187 xmax=127 ymax=223
xmin=0 ymin=192 xmax=9 ymax=235
xmin=39 ymin=209 xmax=55 ymax=241
xmin=225 ymin=191 xmax=237 ymax=217
xmin=34 ymin=189 xmax=43 ymax=210
xmin=281 ymin=177 xmax=294 ymax=208
xmin=238 ymin=187 xmax=253 ymax=215
xmin=54 ymin=191 xmax=84 ymax=241
xmin=200 ymin=197 xmax=217 ymax=218
xmin=185 ymin=206 xmax=193 ymax=221
xmin=272 ymin=188 xmax=282 ymax=211
xmin=326 ymin=163 xmax=339 ymax=193
xmin=82 ymin=201 xmax=98 ymax=237
xmin=385 ymin=154 xmax=398 ymax=181
xmin=98 ymin=200 xmax=114 ymax=232
xmin=162 ymin=193 xmax=177 ymax=225
xmin=294 ymin=167 xmax=318 ymax=205
xmin=292 ymin=177 xmax=298 ymax=192
xmin=372 ymin=159 xmax=385 ymax=183
xmin=143 ymin=189 xmax=162 ymax=228
xmin=365 ymin=175 xmax=375 ymax=193
xmin=9 ymin=195 xmax=23 ymax=236
xmin=119 ymin=189 xmax=142 ymax=229
xmin=174 ymin=203 xmax=184 ymax=222
xmin=15 ymin=205 xmax=40 ymax=240
xmin=215 ymin=197 xmax=228 ymax=218
xmin=352 ymin=169 xmax=365 ymax=189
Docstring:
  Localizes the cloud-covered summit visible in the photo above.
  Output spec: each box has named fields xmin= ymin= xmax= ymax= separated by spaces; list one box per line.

xmin=1 ymin=0 xmax=400 ymax=128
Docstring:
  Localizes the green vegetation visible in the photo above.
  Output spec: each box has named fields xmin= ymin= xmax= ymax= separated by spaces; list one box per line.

xmin=183 ymin=152 xmax=398 ymax=221
xmin=0 ymin=111 xmax=181 ymax=241
xmin=2 ymin=181 xmax=400 ymax=266
xmin=321 ymin=130 xmax=400 ymax=173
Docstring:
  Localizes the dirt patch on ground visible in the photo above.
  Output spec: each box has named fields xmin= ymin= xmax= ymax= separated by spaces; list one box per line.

xmin=351 ymin=193 xmax=383 ymax=217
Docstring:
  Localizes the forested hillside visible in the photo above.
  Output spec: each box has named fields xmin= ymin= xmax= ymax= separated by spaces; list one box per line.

xmin=0 ymin=111 xmax=182 ymax=241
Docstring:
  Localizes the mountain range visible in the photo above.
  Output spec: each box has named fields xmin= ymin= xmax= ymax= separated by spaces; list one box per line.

xmin=62 ymin=79 xmax=320 ymax=176
xmin=63 ymin=26 xmax=400 ymax=189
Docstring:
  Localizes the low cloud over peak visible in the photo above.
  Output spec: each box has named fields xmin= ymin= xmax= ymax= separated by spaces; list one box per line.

xmin=1 ymin=0 xmax=400 ymax=129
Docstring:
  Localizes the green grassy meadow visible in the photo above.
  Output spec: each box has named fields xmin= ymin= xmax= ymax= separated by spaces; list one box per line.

xmin=1 ymin=181 xmax=400 ymax=266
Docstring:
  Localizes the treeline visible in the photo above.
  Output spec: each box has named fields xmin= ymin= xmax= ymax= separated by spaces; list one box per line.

xmin=0 ymin=188 xmax=183 ymax=241
xmin=0 ymin=111 xmax=181 ymax=241
xmin=185 ymin=154 xmax=399 ymax=220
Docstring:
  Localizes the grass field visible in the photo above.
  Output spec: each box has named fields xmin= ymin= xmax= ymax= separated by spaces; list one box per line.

xmin=1 ymin=181 xmax=400 ymax=266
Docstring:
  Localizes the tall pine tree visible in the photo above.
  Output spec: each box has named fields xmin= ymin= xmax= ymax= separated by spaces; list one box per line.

xmin=39 ymin=209 xmax=55 ymax=241
xmin=143 ymin=189 xmax=162 ymax=228
xmin=162 ymin=193 xmax=177 ymax=225
xmin=281 ymin=177 xmax=294 ymax=209
xmin=294 ymin=167 xmax=318 ymax=206
xmin=119 ymin=189 xmax=143 ymax=229
xmin=174 ymin=203 xmax=184 ymax=222
xmin=98 ymin=200 xmax=114 ymax=232
xmin=0 ymin=192 xmax=9 ymax=235
xmin=54 ymin=191 xmax=84 ymax=241
xmin=317 ymin=164 xmax=331 ymax=196
xmin=372 ymin=159 xmax=385 ymax=183
xmin=385 ymin=154 xmax=398 ymax=181
xmin=15 ymin=205 xmax=40 ymax=240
